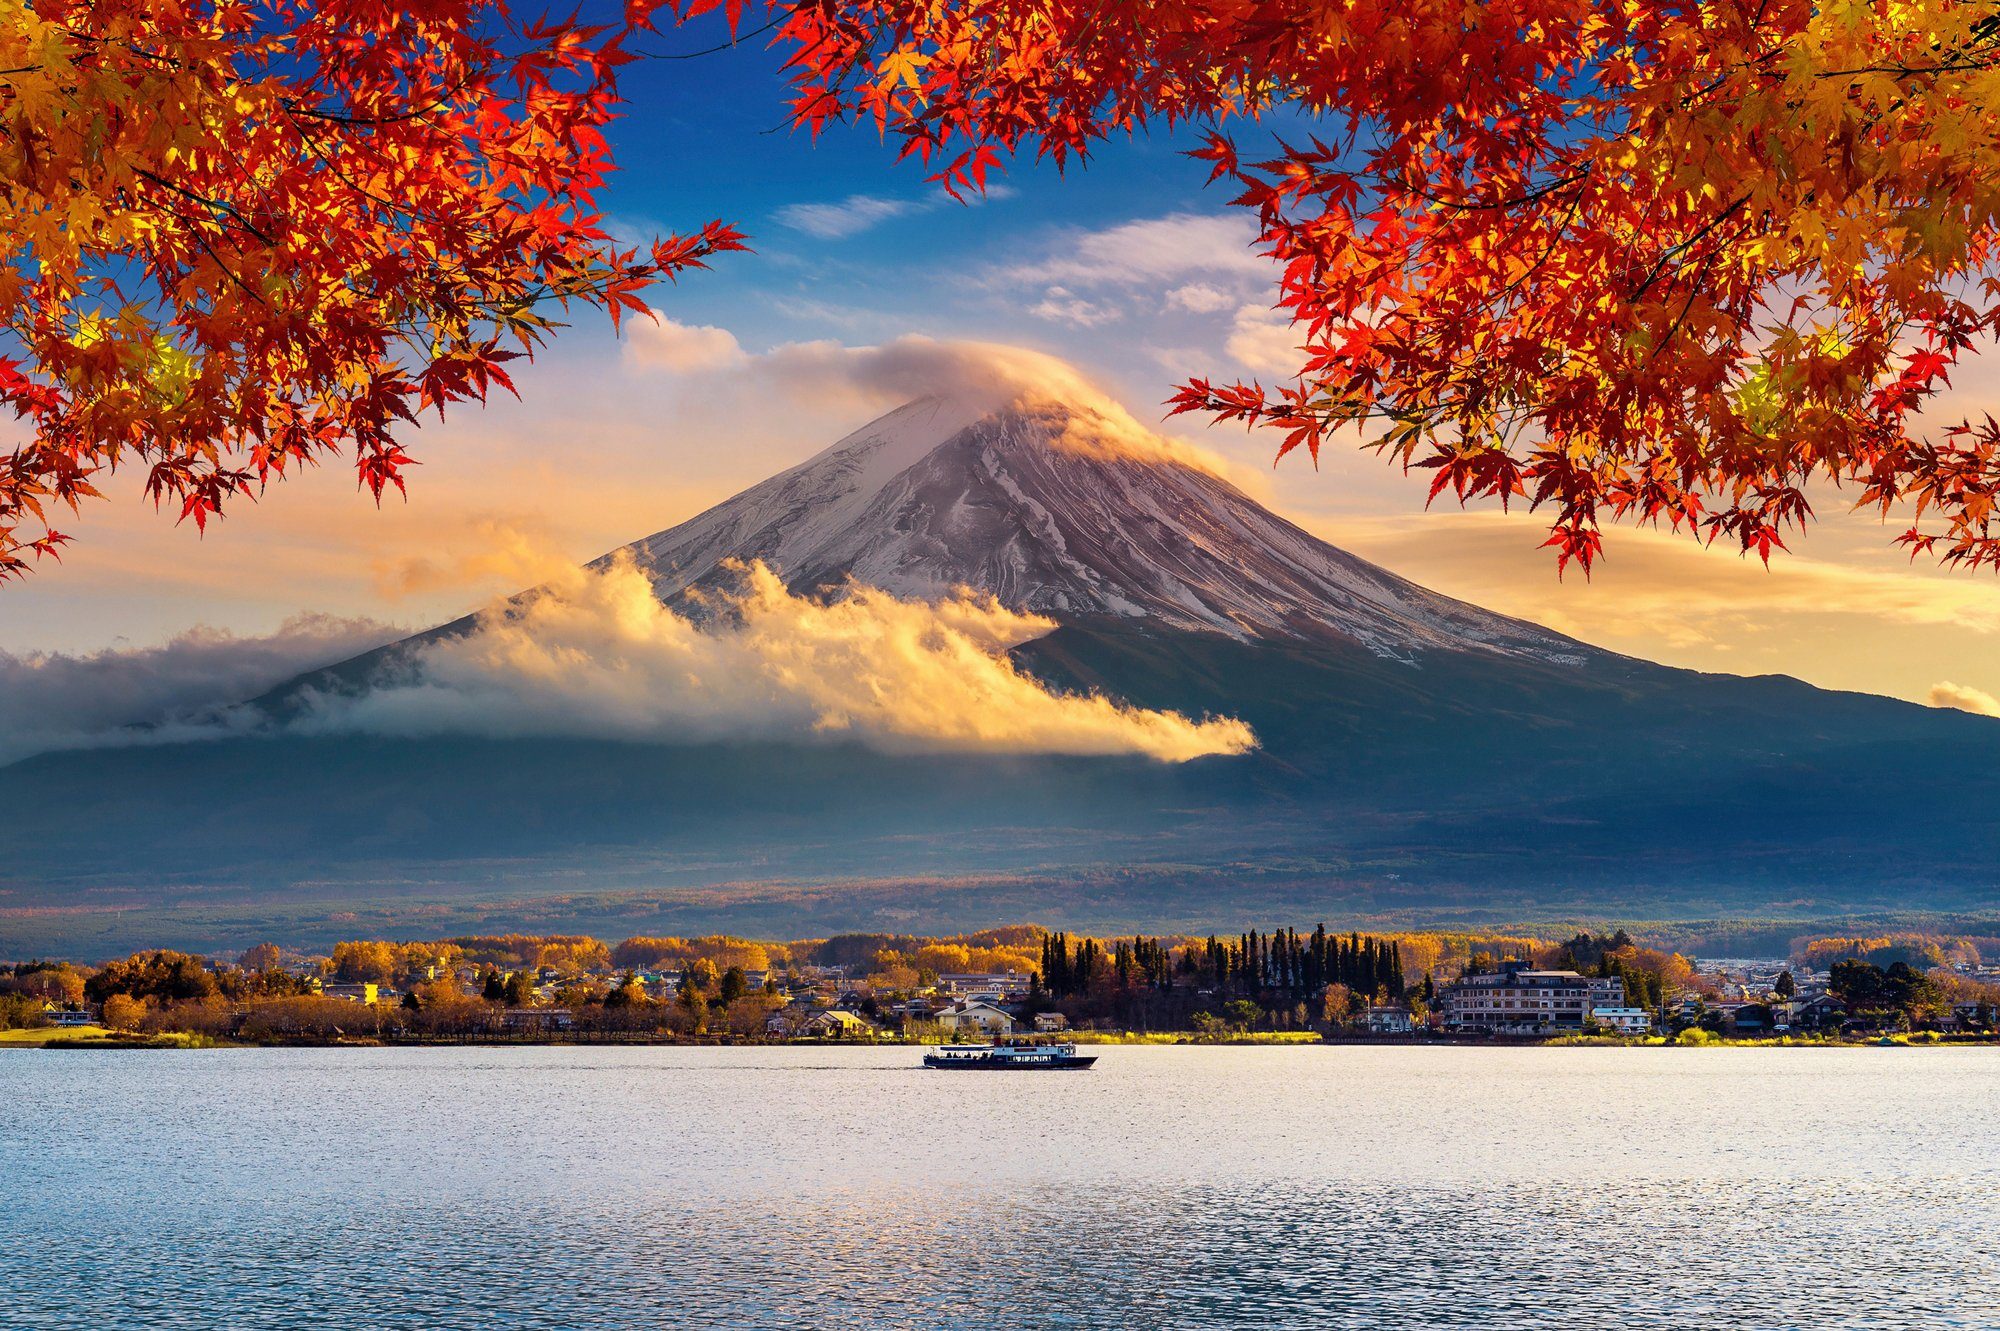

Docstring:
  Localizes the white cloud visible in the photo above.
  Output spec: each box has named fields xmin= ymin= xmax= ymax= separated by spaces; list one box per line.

xmin=773 ymin=194 xmax=915 ymax=240
xmin=1930 ymin=681 xmax=2000 ymax=718
xmin=296 ymin=557 xmax=1255 ymax=762
xmin=1226 ymin=303 xmax=1300 ymax=377
xmin=1003 ymin=212 xmax=1272 ymax=287
xmin=0 ymin=615 xmax=398 ymax=766
xmin=1028 ymin=286 xmax=1118 ymax=327
xmin=624 ymin=316 xmax=748 ymax=373
xmin=1167 ymin=282 xmax=1234 ymax=314
xmin=773 ymin=184 xmax=1020 ymax=241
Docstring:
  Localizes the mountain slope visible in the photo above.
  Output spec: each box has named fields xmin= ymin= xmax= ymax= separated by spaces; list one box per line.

xmin=252 ymin=392 xmax=1591 ymax=713
xmin=616 ymin=395 xmax=1589 ymax=661
xmin=6 ymin=389 xmax=1998 ymax=954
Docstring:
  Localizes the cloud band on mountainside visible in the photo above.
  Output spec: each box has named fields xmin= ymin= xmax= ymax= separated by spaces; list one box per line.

xmin=0 ymin=615 xmax=400 ymax=767
xmin=3 ymin=557 xmax=1254 ymax=767
xmin=296 ymin=557 xmax=1255 ymax=762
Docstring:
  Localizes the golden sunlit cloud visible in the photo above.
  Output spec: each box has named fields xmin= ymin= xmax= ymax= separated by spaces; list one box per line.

xmin=369 ymin=518 xmax=576 ymax=601
xmin=1929 ymin=681 xmax=2000 ymax=718
xmin=300 ymin=555 xmax=1256 ymax=762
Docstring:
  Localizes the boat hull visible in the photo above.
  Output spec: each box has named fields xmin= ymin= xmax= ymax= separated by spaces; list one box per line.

xmin=922 ymin=1051 xmax=1097 ymax=1070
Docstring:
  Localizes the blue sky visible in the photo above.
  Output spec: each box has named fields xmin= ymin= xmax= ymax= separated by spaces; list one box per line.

xmin=595 ymin=20 xmax=1289 ymax=400
xmin=4 ymin=14 xmax=1998 ymax=717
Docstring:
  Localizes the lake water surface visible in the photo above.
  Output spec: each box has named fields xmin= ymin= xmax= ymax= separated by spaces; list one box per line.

xmin=3 ymin=1044 xmax=1997 ymax=1328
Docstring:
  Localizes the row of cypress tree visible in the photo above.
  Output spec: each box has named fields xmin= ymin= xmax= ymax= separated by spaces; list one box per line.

xmin=1039 ymin=926 xmax=1406 ymax=1002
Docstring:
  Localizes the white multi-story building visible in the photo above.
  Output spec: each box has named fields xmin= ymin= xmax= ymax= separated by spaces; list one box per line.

xmin=939 ymin=972 xmax=1033 ymax=999
xmin=1587 ymin=1007 xmax=1653 ymax=1035
xmin=1439 ymin=963 xmax=1629 ymax=1032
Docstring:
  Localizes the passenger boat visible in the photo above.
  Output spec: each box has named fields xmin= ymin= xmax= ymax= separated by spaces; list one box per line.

xmin=923 ymin=1041 xmax=1097 ymax=1070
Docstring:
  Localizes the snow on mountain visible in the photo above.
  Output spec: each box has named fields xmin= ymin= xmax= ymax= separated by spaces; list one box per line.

xmin=609 ymin=394 xmax=1593 ymax=665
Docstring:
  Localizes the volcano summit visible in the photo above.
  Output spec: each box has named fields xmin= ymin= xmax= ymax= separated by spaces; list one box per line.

xmin=616 ymin=394 xmax=1587 ymax=660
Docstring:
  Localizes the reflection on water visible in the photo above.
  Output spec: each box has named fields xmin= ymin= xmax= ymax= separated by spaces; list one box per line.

xmin=4 ymin=1046 xmax=1997 ymax=1328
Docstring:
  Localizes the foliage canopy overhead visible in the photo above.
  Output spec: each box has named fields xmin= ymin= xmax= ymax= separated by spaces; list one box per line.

xmin=8 ymin=0 xmax=2000 ymax=581
xmin=0 ymin=0 xmax=742 ymax=577
xmin=780 ymin=0 xmax=2000 ymax=572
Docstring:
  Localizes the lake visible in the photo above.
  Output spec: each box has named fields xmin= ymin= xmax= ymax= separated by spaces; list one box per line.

xmin=3 ymin=1045 xmax=1996 ymax=1328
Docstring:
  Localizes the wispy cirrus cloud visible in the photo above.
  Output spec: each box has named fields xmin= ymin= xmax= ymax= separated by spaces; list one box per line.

xmin=1224 ymin=304 xmax=1300 ymax=376
xmin=989 ymin=212 xmax=1281 ymax=346
xmin=998 ymin=212 xmax=1272 ymax=287
xmin=774 ymin=185 xmax=1018 ymax=240
xmin=1167 ymin=282 xmax=1235 ymax=314
xmin=773 ymin=193 xmax=915 ymax=240
xmin=1027 ymin=286 xmax=1119 ymax=327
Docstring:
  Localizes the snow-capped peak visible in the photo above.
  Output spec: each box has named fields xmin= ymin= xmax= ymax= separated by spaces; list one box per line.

xmin=605 ymin=395 xmax=1592 ymax=665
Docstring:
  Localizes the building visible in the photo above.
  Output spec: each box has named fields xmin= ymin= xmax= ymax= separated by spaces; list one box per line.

xmin=1439 ymin=963 xmax=1626 ymax=1032
xmin=42 ymin=1005 xmax=95 ymax=1028
xmin=934 ymin=1000 xmax=1017 ymax=1037
xmin=1951 ymin=1001 xmax=1998 ymax=1032
xmin=803 ymin=1009 xmax=874 ymax=1038
xmin=938 ymin=972 xmax=1033 ymax=1000
xmin=1360 ymin=1006 xmax=1413 ymax=1034
xmin=502 ymin=1008 xmax=574 ymax=1033
xmin=1673 ymin=998 xmax=1779 ymax=1035
xmin=1588 ymin=1007 xmax=1653 ymax=1035
xmin=764 ymin=1008 xmax=807 ymax=1037
xmin=1031 ymin=1012 xmax=1070 ymax=1032
xmin=1776 ymin=994 xmax=1847 ymax=1031
xmin=321 ymin=982 xmax=379 ymax=1005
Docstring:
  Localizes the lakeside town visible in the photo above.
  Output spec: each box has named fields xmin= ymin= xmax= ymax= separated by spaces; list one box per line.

xmin=6 ymin=925 xmax=2000 ymax=1049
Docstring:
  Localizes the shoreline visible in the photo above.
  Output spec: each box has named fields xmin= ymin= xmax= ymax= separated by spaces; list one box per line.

xmin=4 ymin=1027 xmax=1985 ymax=1052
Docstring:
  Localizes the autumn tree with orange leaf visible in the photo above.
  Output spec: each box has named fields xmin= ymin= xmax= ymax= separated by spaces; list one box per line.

xmin=0 ymin=0 xmax=743 ymax=578
xmin=10 ymin=0 xmax=2000 ymax=583
xmin=778 ymin=0 xmax=2000 ymax=573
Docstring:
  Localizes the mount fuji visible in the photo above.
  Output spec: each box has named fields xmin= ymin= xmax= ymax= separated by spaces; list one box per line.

xmin=264 ymin=391 xmax=1595 ymax=704
xmin=615 ymin=394 xmax=1586 ymax=658
xmin=5 ymin=389 xmax=1998 ymax=953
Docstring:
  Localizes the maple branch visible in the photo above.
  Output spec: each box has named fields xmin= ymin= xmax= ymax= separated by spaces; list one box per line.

xmin=1489 ymin=183 xmax=1589 ymax=309
xmin=640 ymin=15 xmax=784 ymax=59
xmin=1390 ymin=166 xmax=1592 ymax=215
xmin=281 ymin=72 xmax=483 ymax=129
xmin=182 ymin=224 xmax=268 ymax=308
xmin=52 ymin=24 xmax=186 ymax=71
xmin=1628 ymin=193 xmax=1753 ymax=300
xmin=133 ymin=169 xmax=277 ymax=247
